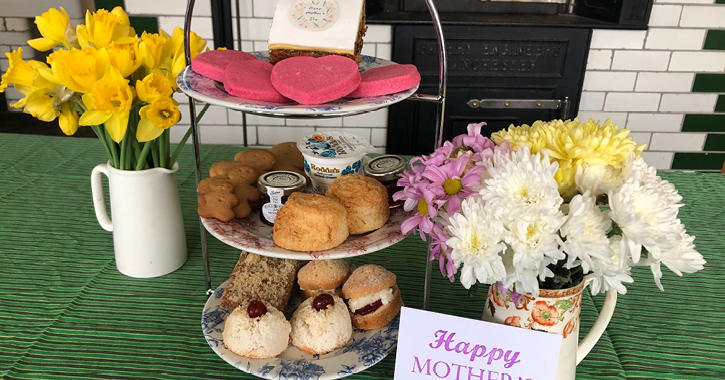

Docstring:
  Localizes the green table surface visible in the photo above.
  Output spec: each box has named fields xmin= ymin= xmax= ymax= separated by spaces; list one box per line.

xmin=0 ymin=133 xmax=723 ymax=380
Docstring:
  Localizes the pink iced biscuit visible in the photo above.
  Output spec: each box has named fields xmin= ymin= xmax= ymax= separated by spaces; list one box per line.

xmin=346 ymin=64 xmax=421 ymax=98
xmin=223 ymin=60 xmax=290 ymax=103
xmin=270 ymin=56 xmax=361 ymax=105
xmin=191 ymin=49 xmax=257 ymax=82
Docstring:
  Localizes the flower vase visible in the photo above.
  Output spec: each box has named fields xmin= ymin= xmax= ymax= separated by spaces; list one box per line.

xmin=90 ymin=162 xmax=187 ymax=278
xmin=482 ymin=276 xmax=617 ymax=380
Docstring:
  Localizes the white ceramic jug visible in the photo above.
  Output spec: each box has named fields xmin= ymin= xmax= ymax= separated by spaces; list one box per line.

xmin=482 ymin=275 xmax=617 ymax=380
xmin=91 ymin=162 xmax=187 ymax=278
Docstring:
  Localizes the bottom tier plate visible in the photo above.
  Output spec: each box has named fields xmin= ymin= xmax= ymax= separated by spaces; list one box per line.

xmin=202 ymin=280 xmax=400 ymax=380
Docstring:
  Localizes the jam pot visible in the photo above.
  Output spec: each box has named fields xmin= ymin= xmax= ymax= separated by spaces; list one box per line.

xmin=363 ymin=155 xmax=408 ymax=208
xmin=258 ymin=171 xmax=307 ymax=226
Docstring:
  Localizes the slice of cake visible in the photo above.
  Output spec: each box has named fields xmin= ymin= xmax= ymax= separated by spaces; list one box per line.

xmin=268 ymin=0 xmax=367 ymax=65
xmin=220 ymin=251 xmax=298 ymax=312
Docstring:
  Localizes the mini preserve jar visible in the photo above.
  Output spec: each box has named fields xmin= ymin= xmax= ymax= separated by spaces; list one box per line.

xmin=363 ymin=155 xmax=408 ymax=208
xmin=257 ymin=171 xmax=307 ymax=226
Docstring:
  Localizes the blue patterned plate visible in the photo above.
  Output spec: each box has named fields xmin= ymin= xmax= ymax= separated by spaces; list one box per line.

xmin=177 ymin=52 xmax=419 ymax=118
xmin=202 ymin=280 xmax=399 ymax=380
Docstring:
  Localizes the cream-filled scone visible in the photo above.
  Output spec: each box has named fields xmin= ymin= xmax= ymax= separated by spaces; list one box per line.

xmin=223 ymin=300 xmax=291 ymax=359
xmin=290 ymin=293 xmax=353 ymax=354
xmin=326 ymin=174 xmax=389 ymax=235
xmin=297 ymin=259 xmax=351 ymax=299
xmin=342 ymin=264 xmax=402 ymax=330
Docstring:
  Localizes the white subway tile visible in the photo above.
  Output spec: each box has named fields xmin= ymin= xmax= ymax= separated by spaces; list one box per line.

xmin=656 ymin=0 xmax=712 ymax=4
xmin=0 ymin=46 xmax=9 ymax=54
xmin=0 ymin=31 xmax=33 ymax=46
xmin=669 ymin=51 xmax=725 ymax=72
xmin=649 ymin=133 xmax=705 ymax=151
xmin=611 ymin=51 xmax=670 ymax=71
xmin=180 ymin=105 xmax=229 ymax=125
xmin=604 ymin=93 xmax=661 ymax=112
xmin=158 ymin=16 xmax=213 ymax=40
xmin=361 ymin=43 xmax=376 ymax=57
xmin=627 ymin=113 xmax=684 ymax=132
xmin=0 ymin=58 xmax=7 ymax=72
xmin=645 ymin=28 xmax=706 ymax=50
xmin=253 ymin=0 xmax=277 ymax=18
xmin=3 ymin=86 xmax=23 ymax=101
xmin=258 ymin=126 xmax=315 ymax=145
xmin=648 ymin=5 xmax=682 ymax=26
xmin=579 ymin=92 xmax=606 ymax=111
xmin=197 ymin=125 xmax=258 ymax=145
xmin=126 ymin=0 xmax=213 ymax=17
xmin=232 ymin=40 xmax=256 ymax=52
xmin=590 ymin=30 xmax=646 ymax=49
xmin=365 ymin=25 xmax=392 ymax=43
xmin=0 ymin=21 xmax=5 ymax=32
xmin=582 ymin=71 xmax=637 ymax=91
xmin=640 ymin=152 xmax=674 ymax=170
xmin=628 ymin=132 xmax=652 ymax=148
xmin=234 ymin=18 xmax=272 ymax=41
xmin=287 ymin=118 xmax=343 ymax=127
xmin=659 ymin=94 xmax=717 ymax=112
xmin=253 ymin=41 xmax=268 ymax=52
xmin=316 ymin=128 xmax=371 ymax=142
xmin=680 ymin=6 xmax=725 ymax=28
xmin=376 ymin=43 xmax=392 ymax=60
xmin=575 ymin=111 xmax=629 ymax=126
xmin=342 ymin=109 xmax=389 ymax=127
xmin=4 ymin=17 xmax=31 ymax=32
xmin=586 ymin=49 xmax=612 ymax=70
xmin=635 ymin=72 xmax=694 ymax=92
xmin=371 ymin=128 xmax=387 ymax=147
xmin=228 ymin=110 xmax=286 ymax=126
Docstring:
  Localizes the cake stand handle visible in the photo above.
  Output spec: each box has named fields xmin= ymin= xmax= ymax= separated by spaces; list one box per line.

xmin=184 ymin=0 xmax=214 ymax=297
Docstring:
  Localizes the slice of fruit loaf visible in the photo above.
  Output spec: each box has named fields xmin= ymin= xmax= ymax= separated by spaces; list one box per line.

xmin=220 ymin=251 xmax=299 ymax=312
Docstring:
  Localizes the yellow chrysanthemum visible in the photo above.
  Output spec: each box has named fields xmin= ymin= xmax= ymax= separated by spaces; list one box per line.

xmin=554 ymin=160 xmax=577 ymax=200
xmin=136 ymin=72 xmax=173 ymax=103
xmin=138 ymin=31 xmax=170 ymax=70
xmin=491 ymin=123 xmax=547 ymax=154
xmin=27 ymin=7 xmax=73 ymax=51
xmin=107 ymin=40 xmax=143 ymax=78
xmin=136 ymin=96 xmax=181 ymax=142
xmin=46 ymin=47 xmax=110 ymax=94
xmin=76 ymin=7 xmax=136 ymax=49
xmin=79 ymin=66 xmax=134 ymax=142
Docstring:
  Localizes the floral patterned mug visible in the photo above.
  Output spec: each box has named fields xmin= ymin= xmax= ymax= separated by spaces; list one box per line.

xmin=482 ymin=275 xmax=617 ymax=380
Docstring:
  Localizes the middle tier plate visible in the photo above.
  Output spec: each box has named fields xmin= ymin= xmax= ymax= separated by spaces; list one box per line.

xmin=201 ymin=207 xmax=413 ymax=260
xmin=177 ymin=52 xmax=419 ymax=118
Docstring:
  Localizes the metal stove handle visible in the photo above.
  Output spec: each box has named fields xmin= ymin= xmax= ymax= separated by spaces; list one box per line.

xmin=467 ymin=97 xmax=571 ymax=120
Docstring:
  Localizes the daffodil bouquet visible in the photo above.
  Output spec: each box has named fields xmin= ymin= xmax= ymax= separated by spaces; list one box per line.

xmin=0 ymin=6 xmax=208 ymax=170
xmin=395 ymin=119 xmax=705 ymax=297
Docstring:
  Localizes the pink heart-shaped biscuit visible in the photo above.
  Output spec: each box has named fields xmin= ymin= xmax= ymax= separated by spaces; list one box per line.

xmin=224 ymin=60 xmax=290 ymax=103
xmin=347 ymin=64 xmax=421 ymax=98
xmin=191 ymin=49 xmax=257 ymax=82
xmin=270 ymin=56 xmax=361 ymax=105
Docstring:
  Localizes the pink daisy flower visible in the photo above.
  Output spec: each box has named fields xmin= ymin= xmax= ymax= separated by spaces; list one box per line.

xmin=423 ymin=155 xmax=485 ymax=215
xmin=429 ymin=225 xmax=456 ymax=281
xmin=400 ymin=187 xmax=438 ymax=241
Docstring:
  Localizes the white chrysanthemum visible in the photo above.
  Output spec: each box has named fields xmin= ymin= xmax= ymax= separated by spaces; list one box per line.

xmin=575 ymin=164 xmax=623 ymax=196
xmin=446 ymin=196 xmax=507 ymax=289
xmin=480 ymin=146 xmax=563 ymax=223
xmin=608 ymin=175 xmax=682 ymax=264
xmin=640 ymin=223 xmax=705 ymax=291
xmin=621 ymin=154 xmax=683 ymax=208
xmin=588 ymin=236 xmax=633 ymax=295
xmin=504 ymin=212 xmax=565 ymax=275
xmin=560 ymin=192 xmax=613 ymax=273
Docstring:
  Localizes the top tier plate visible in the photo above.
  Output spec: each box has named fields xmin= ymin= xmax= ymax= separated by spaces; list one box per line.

xmin=177 ymin=52 xmax=419 ymax=118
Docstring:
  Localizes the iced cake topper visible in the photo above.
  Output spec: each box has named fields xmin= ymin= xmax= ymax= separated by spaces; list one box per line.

xmin=289 ymin=0 xmax=339 ymax=31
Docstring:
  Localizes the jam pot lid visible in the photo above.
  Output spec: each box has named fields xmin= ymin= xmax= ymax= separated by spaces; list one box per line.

xmin=364 ymin=155 xmax=408 ymax=182
xmin=296 ymin=131 xmax=373 ymax=162
xmin=257 ymin=171 xmax=307 ymax=195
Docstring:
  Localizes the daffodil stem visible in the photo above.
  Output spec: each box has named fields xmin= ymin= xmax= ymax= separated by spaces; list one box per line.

xmin=150 ymin=141 xmax=160 ymax=168
xmin=159 ymin=130 xmax=168 ymax=169
xmin=169 ymin=103 xmax=210 ymax=169
xmin=135 ymin=142 xmax=153 ymax=171
xmin=120 ymin=132 xmax=128 ymax=170
xmin=103 ymin=127 xmax=120 ymax=169
xmin=91 ymin=125 xmax=115 ymax=165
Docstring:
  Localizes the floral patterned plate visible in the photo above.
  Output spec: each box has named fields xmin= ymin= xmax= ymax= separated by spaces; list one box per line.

xmin=177 ymin=52 xmax=419 ymax=118
xmin=202 ymin=280 xmax=400 ymax=380
xmin=201 ymin=207 xmax=413 ymax=260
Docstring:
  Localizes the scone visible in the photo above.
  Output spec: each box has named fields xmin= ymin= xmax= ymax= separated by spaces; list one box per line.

xmin=342 ymin=264 xmax=403 ymax=330
xmin=326 ymin=174 xmax=389 ymax=235
xmin=297 ymin=259 xmax=351 ymax=299
xmin=290 ymin=293 xmax=352 ymax=354
xmin=221 ymin=251 xmax=298 ymax=312
xmin=223 ymin=300 xmax=291 ymax=359
xmin=273 ymin=192 xmax=349 ymax=251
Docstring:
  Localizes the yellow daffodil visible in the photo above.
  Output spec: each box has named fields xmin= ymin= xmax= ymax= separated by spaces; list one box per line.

xmin=45 ymin=47 xmax=110 ymax=94
xmin=136 ymin=72 xmax=173 ymax=103
xmin=76 ymin=7 xmax=136 ymax=49
xmin=27 ymin=7 xmax=73 ymax=51
xmin=80 ymin=66 xmax=134 ymax=142
xmin=22 ymin=90 xmax=58 ymax=122
xmin=58 ymin=102 xmax=80 ymax=135
xmin=168 ymin=26 xmax=207 ymax=79
xmin=139 ymin=31 xmax=170 ymax=70
xmin=136 ymin=96 xmax=181 ymax=142
xmin=108 ymin=40 xmax=143 ymax=77
xmin=0 ymin=48 xmax=48 ymax=91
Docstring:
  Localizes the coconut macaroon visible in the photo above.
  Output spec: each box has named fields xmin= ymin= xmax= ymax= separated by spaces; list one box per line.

xmin=223 ymin=300 xmax=291 ymax=359
xmin=290 ymin=293 xmax=353 ymax=354
xmin=326 ymin=174 xmax=390 ymax=235
xmin=297 ymin=259 xmax=352 ymax=299
xmin=342 ymin=264 xmax=403 ymax=330
xmin=273 ymin=192 xmax=349 ymax=251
